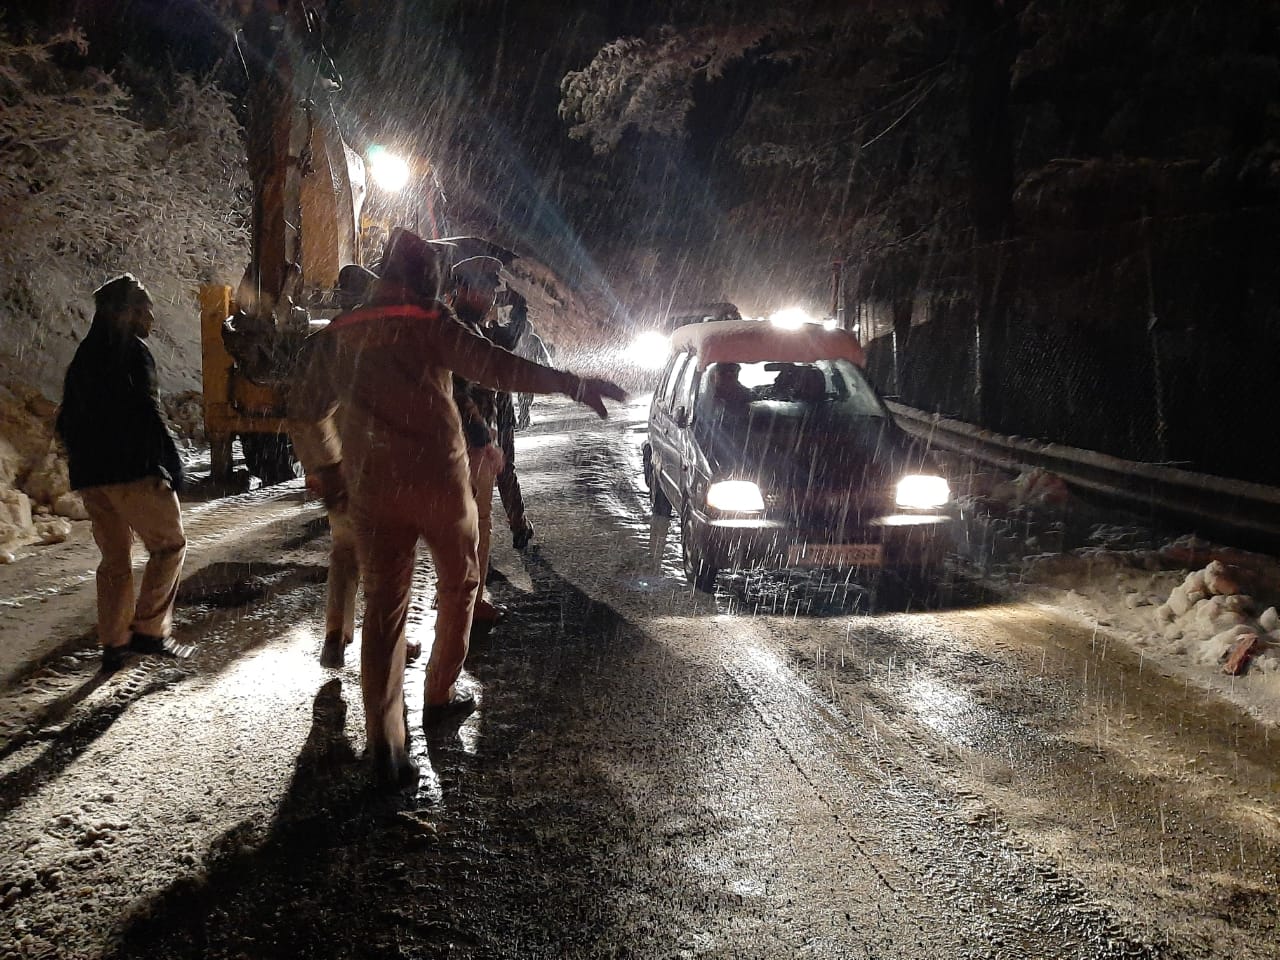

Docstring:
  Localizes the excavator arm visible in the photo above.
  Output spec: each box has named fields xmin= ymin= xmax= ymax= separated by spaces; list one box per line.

xmin=202 ymin=0 xmax=365 ymax=483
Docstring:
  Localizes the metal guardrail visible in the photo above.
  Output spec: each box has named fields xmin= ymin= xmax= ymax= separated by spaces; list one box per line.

xmin=887 ymin=401 xmax=1280 ymax=543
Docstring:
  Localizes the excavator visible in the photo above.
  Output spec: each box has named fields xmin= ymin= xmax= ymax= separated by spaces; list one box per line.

xmin=200 ymin=2 xmax=536 ymax=485
xmin=197 ymin=1 xmax=458 ymax=484
xmin=197 ymin=1 xmax=365 ymax=483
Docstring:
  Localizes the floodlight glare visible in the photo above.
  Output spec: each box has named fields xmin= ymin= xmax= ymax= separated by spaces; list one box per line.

xmin=627 ymin=330 xmax=671 ymax=370
xmin=368 ymin=146 xmax=410 ymax=192
xmin=895 ymin=474 xmax=950 ymax=509
xmin=769 ymin=306 xmax=811 ymax=329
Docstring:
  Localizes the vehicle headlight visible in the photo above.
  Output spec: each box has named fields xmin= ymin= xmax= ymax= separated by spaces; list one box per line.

xmin=706 ymin=480 xmax=764 ymax=512
xmin=895 ymin=474 xmax=950 ymax=509
xmin=626 ymin=331 xmax=670 ymax=370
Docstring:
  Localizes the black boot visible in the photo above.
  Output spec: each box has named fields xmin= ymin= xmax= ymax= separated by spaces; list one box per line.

xmin=100 ymin=645 xmax=132 ymax=673
xmin=369 ymin=742 xmax=419 ymax=789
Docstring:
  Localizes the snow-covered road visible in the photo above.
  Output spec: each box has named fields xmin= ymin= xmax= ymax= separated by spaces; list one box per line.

xmin=1 ymin=397 xmax=1277 ymax=959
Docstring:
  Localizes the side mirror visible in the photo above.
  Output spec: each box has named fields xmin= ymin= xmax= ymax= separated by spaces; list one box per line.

xmin=674 ymin=406 xmax=688 ymax=427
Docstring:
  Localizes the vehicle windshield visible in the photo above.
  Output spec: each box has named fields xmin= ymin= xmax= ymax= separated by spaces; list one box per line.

xmin=692 ymin=359 xmax=888 ymax=475
xmin=694 ymin=359 xmax=884 ymax=428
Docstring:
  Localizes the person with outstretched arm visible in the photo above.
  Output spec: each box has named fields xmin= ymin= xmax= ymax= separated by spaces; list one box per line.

xmin=289 ymin=229 xmax=625 ymax=787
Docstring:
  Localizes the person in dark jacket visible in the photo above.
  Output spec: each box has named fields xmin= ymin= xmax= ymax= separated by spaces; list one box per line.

xmin=455 ymin=280 xmax=536 ymax=555
xmin=449 ymin=257 xmax=519 ymax=627
xmin=56 ymin=275 xmax=190 ymax=672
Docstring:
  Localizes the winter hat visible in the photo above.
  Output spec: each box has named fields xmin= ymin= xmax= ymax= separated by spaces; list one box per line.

xmin=337 ymin=264 xmax=379 ymax=297
xmin=93 ymin=273 xmax=149 ymax=315
xmin=89 ymin=274 xmax=150 ymax=340
xmin=378 ymin=228 xmax=443 ymax=300
xmin=452 ymin=256 xmax=503 ymax=292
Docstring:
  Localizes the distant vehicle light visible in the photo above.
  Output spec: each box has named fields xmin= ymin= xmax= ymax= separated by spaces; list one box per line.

xmin=895 ymin=475 xmax=950 ymax=509
xmin=368 ymin=146 xmax=410 ymax=192
xmin=627 ymin=330 xmax=671 ymax=369
xmin=706 ymin=480 xmax=765 ymax=512
xmin=871 ymin=515 xmax=950 ymax=527
xmin=769 ymin=306 xmax=812 ymax=329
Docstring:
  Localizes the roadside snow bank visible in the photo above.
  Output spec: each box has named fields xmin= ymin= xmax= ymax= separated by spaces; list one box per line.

xmin=0 ymin=386 xmax=205 ymax=556
xmin=955 ymin=465 xmax=1280 ymax=725
xmin=1154 ymin=555 xmax=1280 ymax=673
xmin=0 ymin=387 xmax=80 ymax=553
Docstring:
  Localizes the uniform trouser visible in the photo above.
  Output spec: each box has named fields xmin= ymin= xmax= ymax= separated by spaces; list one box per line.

xmin=495 ymin=395 xmax=526 ymax=530
xmin=81 ymin=476 xmax=187 ymax=649
xmin=468 ymin=449 xmax=500 ymax=592
xmin=326 ymin=507 xmax=360 ymax=642
xmin=350 ymin=478 xmax=479 ymax=763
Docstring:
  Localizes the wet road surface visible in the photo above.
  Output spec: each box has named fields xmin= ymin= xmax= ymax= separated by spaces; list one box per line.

xmin=1 ymin=399 xmax=1277 ymax=959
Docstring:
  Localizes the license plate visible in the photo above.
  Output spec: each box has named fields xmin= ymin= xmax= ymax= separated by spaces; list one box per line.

xmin=788 ymin=543 xmax=883 ymax=567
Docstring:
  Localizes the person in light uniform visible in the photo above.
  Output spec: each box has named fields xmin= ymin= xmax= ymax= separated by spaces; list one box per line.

xmin=290 ymin=230 xmax=625 ymax=786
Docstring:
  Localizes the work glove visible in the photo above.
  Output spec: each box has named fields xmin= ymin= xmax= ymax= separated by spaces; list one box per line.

xmin=572 ymin=376 xmax=628 ymax=419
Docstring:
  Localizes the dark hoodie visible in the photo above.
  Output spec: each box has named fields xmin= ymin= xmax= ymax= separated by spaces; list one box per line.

xmin=56 ymin=288 xmax=183 ymax=491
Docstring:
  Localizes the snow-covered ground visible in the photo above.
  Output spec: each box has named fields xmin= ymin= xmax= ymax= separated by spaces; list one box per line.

xmin=3 ymin=415 xmax=1278 ymax=729
xmin=950 ymin=463 xmax=1280 ymax=727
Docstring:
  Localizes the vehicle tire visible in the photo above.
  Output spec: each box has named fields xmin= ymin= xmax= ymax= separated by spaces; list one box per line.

xmin=644 ymin=445 xmax=673 ymax=517
xmin=877 ymin=562 xmax=945 ymax=612
xmin=241 ymin=432 xmax=301 ymax=486
xmin=651 ymin=475 xmax=672 ymax=518
xmin=681 ymin=509 xmax=718 ymax=593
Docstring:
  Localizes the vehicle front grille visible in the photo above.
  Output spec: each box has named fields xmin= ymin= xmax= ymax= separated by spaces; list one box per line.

xmin=766 ymin=487 xmax=891 ymax=531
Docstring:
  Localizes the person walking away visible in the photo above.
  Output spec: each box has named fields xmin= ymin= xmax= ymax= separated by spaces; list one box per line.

xmin=290 ymin=230 xmax=625 ymax=786
xmin=56 ymin=275 xmax=190 ymax=672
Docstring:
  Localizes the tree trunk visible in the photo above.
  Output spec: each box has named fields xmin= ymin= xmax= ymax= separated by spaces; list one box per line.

xmin=892 ymin=297 xmax=913 ymax=398
xmin=960 ymin=0 xmax=1020 ymax=429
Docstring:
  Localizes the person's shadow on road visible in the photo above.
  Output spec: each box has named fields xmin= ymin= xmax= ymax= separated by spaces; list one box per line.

xmin=108 ymin=553 xmax=707 ymax=960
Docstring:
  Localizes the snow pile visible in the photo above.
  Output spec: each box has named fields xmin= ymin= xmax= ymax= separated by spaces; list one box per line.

xmin=997 ymin=530 xmax=1280 ymax=722
xmin=0 ymin=386 xmax=83 ymax=553
xmin=1155 ymin=559 xmax=1280 ymax=674
xmin=991 ymin=467 xmax=1072 ymax=510
xmin=952 ymin=458 xmax=1280 ymax=722
xmin=0 ymin=383 xmax=211 ymax=556
xmin=0 ymin=31 xmax=248 ymax=403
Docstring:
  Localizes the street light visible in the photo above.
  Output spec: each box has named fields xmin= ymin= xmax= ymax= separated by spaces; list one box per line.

xmin=367 ymin=145 xmax=410 ymax=192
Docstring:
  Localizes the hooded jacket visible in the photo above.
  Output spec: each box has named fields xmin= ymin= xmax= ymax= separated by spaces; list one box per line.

xmin=288 ymin=295 xmax=580 ymax=495
xmin=56 ymin=328 xmax=184 ymax=491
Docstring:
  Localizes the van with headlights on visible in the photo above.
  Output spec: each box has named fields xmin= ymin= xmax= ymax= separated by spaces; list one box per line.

xmin=640 ymin=319 xmax=952 ymax=593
